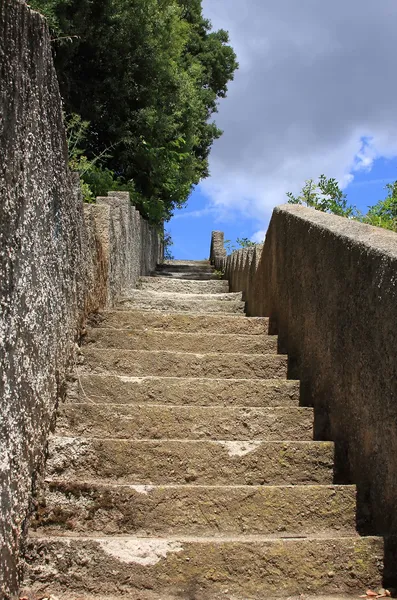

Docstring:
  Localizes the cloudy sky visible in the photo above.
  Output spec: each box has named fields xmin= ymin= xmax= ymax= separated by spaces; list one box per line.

xmin=169 ymin=0 xmax=397 ymax=258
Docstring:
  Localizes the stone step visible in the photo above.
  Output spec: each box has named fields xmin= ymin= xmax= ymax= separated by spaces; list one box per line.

xmin=162 ymin=260 xmax=212 ymax=266
xmin=24 ymin=534 xmax=384 ymax=597
xmin=156 ymin=263 xmax=214 ymax=273
xmin=33 ymin=482 xmax=356 ymax=537
xmin=124 ymin=290 xmax=243 ymax=302
xmin=57 ymin=405 xmax=314 ymax=441
xmin=84 ymin=329 xmax=278 ymax=355
xmin=94 ymin=310 xmax=269 ymax=335
xmin=71 ymin=376 xmax=300 ymax=407
xmin=81 ymin=348 xmax=288 ymax=379
xmin=151 ymin=271 xmax=221 ymax=280
xmin=118 ymin=292 xmax=245 ymax=314
xmin=19 ymin=594 xmax=377 ymax=600
xmin=47 ymin=437 xmax=335 ymax=485
xmin=138 ymin=277 xmax=229 ymax=294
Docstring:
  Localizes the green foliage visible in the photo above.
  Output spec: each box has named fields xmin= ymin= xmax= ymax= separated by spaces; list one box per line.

xmin=224 ymin=237 xmax=258 ymax=254
xmin=65 ymin=113 xmax=141 ymax=206
xmin=287 ymin=175 xmax=356 ymax=218
xmin=29 ymin=0 xmax=62 ymax=32
xmin=236 ymin=237 xmax=256 ymax=248
xmin=30 ymin=0 xmax=238 ymax=224
xmin=163 ymin=231 xmax=175 ymax=260
xmin=361 ymin=182 xmax=397 ymax=232
xmin=66 ymin=113 xmax=96 ymax=202
xmin=287 ymin=175 xmax=397 ymax=233
xmin=224 ymin=239 xmax=236 ymax=254
xmin=66 ymin=113 xmax=90 ymax=165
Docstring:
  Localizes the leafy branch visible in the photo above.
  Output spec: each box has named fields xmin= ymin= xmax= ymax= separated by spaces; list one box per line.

xmin=287 ymin=174 xmax=397 ymax=232
xmin=287 ymin=174 xmax=356 ymax=218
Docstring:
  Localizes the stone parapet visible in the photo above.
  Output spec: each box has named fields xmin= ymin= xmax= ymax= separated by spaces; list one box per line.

xmin=213 ymin=206 xmax=397 ymax=548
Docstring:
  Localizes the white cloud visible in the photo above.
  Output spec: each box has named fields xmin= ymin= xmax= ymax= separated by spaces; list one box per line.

xmin=201 ymin=0 xmax=397 ymax=229
xmin=172 ymin=206 xmax=216 ymax=220
xmin=251 ymin=230 xmax=266 ymax=244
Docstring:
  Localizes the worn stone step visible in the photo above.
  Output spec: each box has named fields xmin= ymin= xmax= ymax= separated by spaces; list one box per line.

xmin=57 ymin=405 xmax=314 ymax=441
xmin=81 ymin=348 xmax=288 ymax=379
xmin=19 ymin=594 xmax=376 ymax=600
xmin=33 ymin=482 xmax=356 ymax=537
xmin=152 ymin=271 xmax=221 ymax=280
xmin=47 ymin=437 xmax=334 ymax=485
xmin=138 ymin=277 xmax=229 ymax=294
xmin=71 ymin=376 xmax=300 ymax=407
xmin=156 ymin=262 xmax=214 ymax=272
xmin=24 ymin=534 xmax=384 ymax=597
xmin=162 ymin=260 xmax=212 ymax=266
xmin=118 ymin=291 xmax=245 ymax=314
xmin=123 ymin=290 xmax=242 ymax=302
xmin=84 ymin=329 xmax=278 ymax=355
xmin=94 ymin=310 xmax=269 ymax=334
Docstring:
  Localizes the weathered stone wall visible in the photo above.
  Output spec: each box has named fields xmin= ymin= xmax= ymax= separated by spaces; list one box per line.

xmin=95 ymin=192 xmax=163 ymax=305
xmin=0 ymin=2 xmax=162 ymax=597
xmin=210 ymin=231 xmax=227 ymax=270
xmin=212 ymin=206 xmax=397 ymax=543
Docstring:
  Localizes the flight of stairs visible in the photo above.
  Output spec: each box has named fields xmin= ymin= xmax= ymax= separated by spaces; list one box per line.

xmin=23 ymin=260 xmax=384 ymax=599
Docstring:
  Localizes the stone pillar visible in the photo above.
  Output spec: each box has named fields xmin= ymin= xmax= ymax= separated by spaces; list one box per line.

xmin=210 ymin=231 xmax=227 ymax=270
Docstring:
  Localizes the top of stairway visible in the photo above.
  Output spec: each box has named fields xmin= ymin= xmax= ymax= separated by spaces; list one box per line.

xmin=156 ymin=260 xmax=215 ymax=276
xmin=162 ymin=260 xmax=211 ymax=266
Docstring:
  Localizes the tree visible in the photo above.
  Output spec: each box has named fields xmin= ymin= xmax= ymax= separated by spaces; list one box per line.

xmin=236 ymin=237 xmax=257 ymax=248
xmin=30 ymin=0 xmax=238 ymax=224
xmin=287 ymin=175 xmax=356 ymax=217
xmin=362 ymin=182 xmax=397 ymax=232
xmin=287 ymin=175 xmax=397 ymax=233
xmin=163 ymin=231 xmax=175 ymax=260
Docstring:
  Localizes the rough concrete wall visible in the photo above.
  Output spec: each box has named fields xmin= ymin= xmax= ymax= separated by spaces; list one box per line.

xmin=214 ymin=206 xmax=397 ymax=543
xmin=0 ymin=3 xmax=161 ymax=597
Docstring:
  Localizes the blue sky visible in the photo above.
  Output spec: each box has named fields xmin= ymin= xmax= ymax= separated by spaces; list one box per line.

xmin=168 ymin=0 xmax=397 ymax=259
xmin=169 ymin=158 xmax=397 ymax=260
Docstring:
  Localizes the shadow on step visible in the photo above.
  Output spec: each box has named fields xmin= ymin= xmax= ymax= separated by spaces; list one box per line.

xmin=383 ymin=536 xmax=397 ymax=591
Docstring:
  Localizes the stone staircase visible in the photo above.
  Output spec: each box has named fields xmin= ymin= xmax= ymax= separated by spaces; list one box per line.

xmin=23 ymin=260 xmax=384 ymax=599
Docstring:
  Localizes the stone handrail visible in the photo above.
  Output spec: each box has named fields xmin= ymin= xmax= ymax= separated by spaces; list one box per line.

xmin=212 ymin=204 xmax=397 ymax=541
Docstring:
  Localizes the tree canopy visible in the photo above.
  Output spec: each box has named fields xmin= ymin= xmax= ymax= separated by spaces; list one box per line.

xmin=287 ymin=175 xmax=355 ymax=218
xmin=363 ymin=182 xmax=397 ymax=231
xmin=287 ymin=175 xmax=397 ymax=232
xmin=31 ymin=0 xmax=238 ymax=224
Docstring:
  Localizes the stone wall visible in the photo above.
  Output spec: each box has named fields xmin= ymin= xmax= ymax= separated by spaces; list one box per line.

xmin=211 ymin=205 xmax=397 ymax=543
xmin=0 ymin=2 xmax=162 ymax=597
